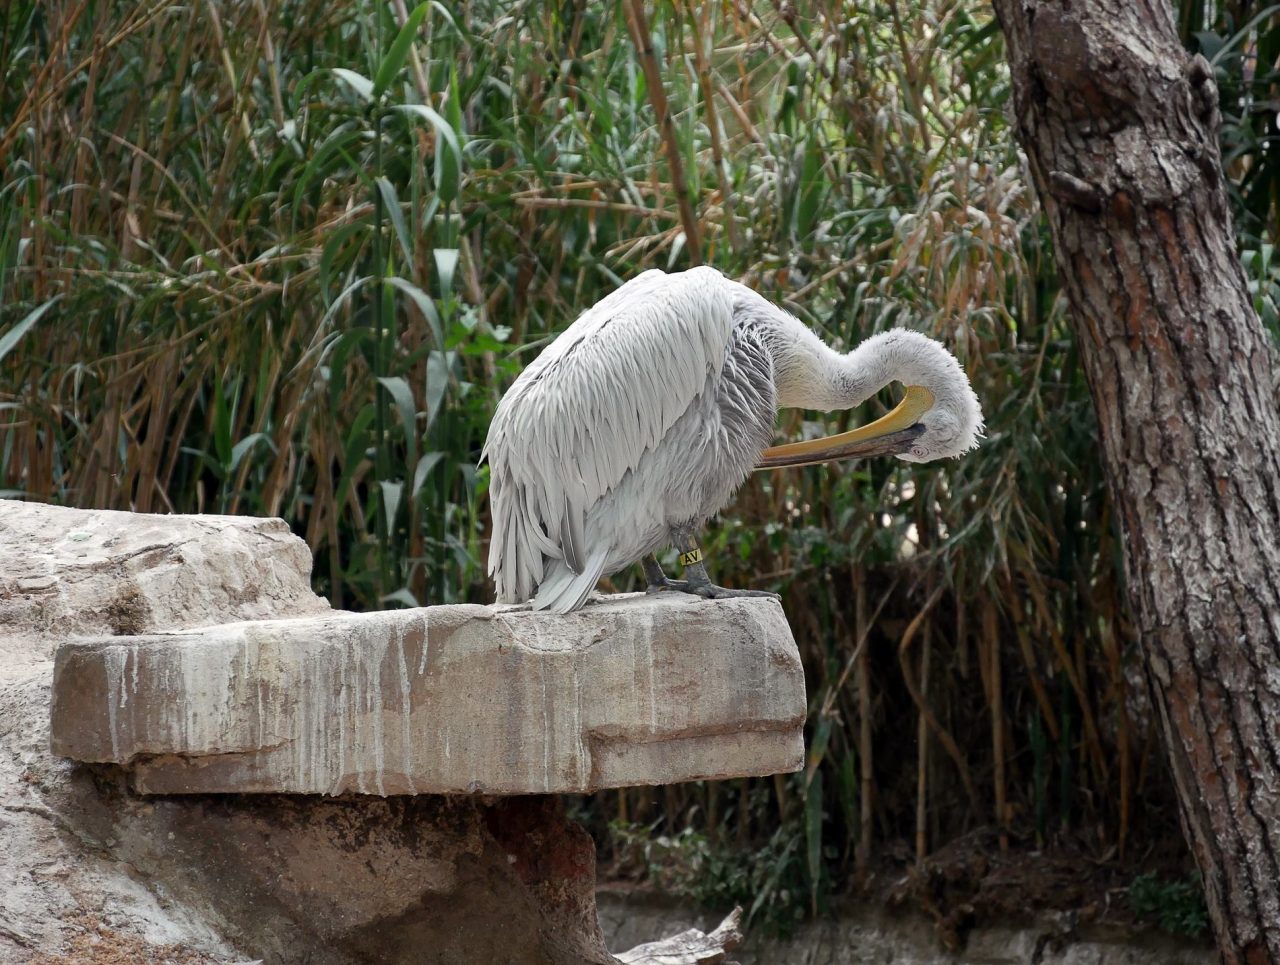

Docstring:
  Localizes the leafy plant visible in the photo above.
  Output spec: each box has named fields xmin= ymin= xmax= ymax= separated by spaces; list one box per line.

xmin=1129 ymin=873 xmax=1210 ymax=938
xmin=608 ymin=820 xmax=808 ymax=937
xmin=1185 ymin=2 xmax=1280 ymax=342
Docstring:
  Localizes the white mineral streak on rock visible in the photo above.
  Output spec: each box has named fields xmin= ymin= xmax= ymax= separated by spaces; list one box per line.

xmin=541 ymin=657 xmax=552 ymax=789
xmin=574 ymin=646 xmax=588 ymax=782
xmin=308 ymin=639 xmax=324 ymax=792
xmin=335 ymin=641 xmax=349 ymax=796
xmin=367 ymin=621 xmax=387 ymax=796
xmin=396 ymin=626 xmax=416 ymax=794
xmin=642 ymin=610 xmax=656 ymax=732
xmin=104 ymin=646 xmax=125 ymax=760
xmin=417 ymin=606 xmax=430 ymax=674
xmin=52 ymin=595 xmax=806 ymax=795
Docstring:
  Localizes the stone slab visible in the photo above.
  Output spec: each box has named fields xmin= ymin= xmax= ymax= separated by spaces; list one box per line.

xmin=50 ymin=594 xmax=805 ymax=795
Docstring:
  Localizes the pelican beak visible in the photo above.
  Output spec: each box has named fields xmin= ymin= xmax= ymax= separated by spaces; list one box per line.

xmin=755 ymin=385 xmax=933 ymax=470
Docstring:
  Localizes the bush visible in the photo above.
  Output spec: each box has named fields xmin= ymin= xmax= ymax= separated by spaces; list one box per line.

xmin=1128 ymin=873 xmax=1210 ymax=938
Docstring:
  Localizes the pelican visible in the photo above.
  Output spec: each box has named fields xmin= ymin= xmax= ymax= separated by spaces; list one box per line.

xmin=483 ymin=266 xmax=982 ymax=613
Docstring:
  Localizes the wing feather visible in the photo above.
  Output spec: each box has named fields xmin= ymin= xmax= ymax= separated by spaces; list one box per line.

xmin=484 ymin=267 xmax=735 ymax=603
xmin=560 ymin=492 xmax=585 ymax=574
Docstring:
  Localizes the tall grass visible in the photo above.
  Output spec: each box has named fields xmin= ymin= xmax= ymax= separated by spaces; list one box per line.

xmin=3 ymin=0 xmax=1276 ymax=930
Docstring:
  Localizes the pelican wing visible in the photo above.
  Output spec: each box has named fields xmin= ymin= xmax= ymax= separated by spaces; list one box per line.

xmin=483 ymin=267 xmax=734 ymax=603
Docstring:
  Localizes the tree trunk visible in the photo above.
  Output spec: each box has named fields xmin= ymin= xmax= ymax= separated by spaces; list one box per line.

xmin=992 ymin=2 xmax=1280 ymax=960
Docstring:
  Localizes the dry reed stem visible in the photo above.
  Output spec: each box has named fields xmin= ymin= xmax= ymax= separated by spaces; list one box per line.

xmin=514 ymin=197 xmax=681 ymax=221
xmin=622 ymin=0 xmax=704 ymax=264
xmin=898 ymin=583 xmax=979 ymax=815
xmin=916 ymin=607 xmax=931 ymax=865
xmin=855 ymin=566 xmax=873 ymax=878
xmin=1024 ymin=575 xmax=1107 ymax=780
xmin=984 ymin=599 xmax=1009 ymax=851
xmin=688 ymin=1 xmax=741 ymax=252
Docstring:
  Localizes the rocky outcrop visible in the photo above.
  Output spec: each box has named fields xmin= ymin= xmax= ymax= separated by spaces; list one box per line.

xmin=0 ymin=503 xmax=328 ymax=661
xmin=1 ymin=502 xmax=800 ymax=963
xmin=50 ymin=595 xmax=803 ymax=796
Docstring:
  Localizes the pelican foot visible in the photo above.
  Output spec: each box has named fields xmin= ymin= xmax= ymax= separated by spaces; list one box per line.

xmin=646 ymin=577 xmax=691 ymax=594
xmin=686 ymin=583 xmax=781 ymax=601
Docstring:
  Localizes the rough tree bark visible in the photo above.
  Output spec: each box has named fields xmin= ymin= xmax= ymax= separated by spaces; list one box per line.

xmin=992 ymin=2 xmax=1280 ymax=961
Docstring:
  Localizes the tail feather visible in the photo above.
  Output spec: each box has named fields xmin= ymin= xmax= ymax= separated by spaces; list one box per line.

xmin=531 ymin=548 xmax=608 ymax=614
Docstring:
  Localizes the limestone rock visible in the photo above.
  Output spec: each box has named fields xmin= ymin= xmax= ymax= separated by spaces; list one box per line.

xmin=0 ymin=501 xmax=328 ymax=671
xmin=3 ymin=502 xmax=806 ymax=962
xmin=0 ymin=504 xmax=610 ymax=962
xmin=50 ymin=595 xmax=805 ymax=795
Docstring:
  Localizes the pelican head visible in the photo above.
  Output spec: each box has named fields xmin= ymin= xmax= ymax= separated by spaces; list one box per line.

xmin=757 ymin=328 xmax=983 ymax=470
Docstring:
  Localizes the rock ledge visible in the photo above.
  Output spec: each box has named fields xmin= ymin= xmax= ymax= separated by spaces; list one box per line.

xmin=51 ymin=593 xmax=804 ymax=795
xmin=6 ymin=502 xmax=799 ymax=962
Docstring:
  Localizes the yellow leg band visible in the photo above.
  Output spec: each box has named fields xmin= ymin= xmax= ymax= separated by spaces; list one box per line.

xmin=679 ymin=548 xmax=704 ymax=567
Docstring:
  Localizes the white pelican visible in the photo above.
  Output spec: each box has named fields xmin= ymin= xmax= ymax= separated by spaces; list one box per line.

xmin=483 ymin=267 xmax=982 ymax=613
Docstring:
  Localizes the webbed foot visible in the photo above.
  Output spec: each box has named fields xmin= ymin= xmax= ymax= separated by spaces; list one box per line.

xmin=686 ymin=582 xmax=780 ymax=601
xmin=646 ymin=577 xmax=691 ymax=594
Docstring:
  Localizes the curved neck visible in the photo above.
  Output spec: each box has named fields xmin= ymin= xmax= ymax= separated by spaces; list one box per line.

xmin=767 ymin=315 xmax=895 ymax=411
xmin=728 ymin=281 xmax=937 ymax=412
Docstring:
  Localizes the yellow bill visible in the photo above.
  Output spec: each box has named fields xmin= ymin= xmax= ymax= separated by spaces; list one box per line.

xmin=756 ymin=385 xmax=934 ymax=470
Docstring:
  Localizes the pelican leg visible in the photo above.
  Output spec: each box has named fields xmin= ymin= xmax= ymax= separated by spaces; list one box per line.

xmin=642 ymin=554 xmax=690 ymax=593
xmin=670 ymin=529 xmax=780 ymax=601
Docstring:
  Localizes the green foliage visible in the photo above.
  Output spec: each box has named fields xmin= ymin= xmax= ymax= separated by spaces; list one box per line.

xmin=608 ymin=820 xmax=808 ymax=937
xmin=1128 ymin=873 xmax=1210 ymax=938
xmin=1185 ymin=1 xmax=1280 ymax=340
